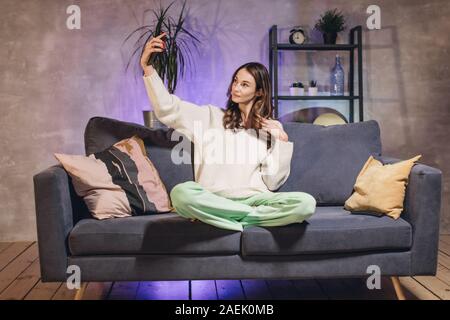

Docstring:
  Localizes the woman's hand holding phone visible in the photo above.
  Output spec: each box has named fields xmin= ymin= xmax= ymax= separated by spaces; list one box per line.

xmin=140 ymin=32 xmax=167 ymax=76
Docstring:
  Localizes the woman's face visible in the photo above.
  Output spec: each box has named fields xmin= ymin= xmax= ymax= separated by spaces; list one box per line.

xmin=231 ymin=68 xmax=260 ymax=105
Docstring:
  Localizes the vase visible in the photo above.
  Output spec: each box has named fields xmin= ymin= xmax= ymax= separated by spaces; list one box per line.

xmin=330 ymin=55 xmax=345 ymax=96
xmin=323 ymin=32 xmax=337 ymax=44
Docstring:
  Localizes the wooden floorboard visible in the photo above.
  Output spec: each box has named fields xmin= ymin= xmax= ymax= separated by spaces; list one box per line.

xmin=0 ymin=258 xmax=41 ymax=300
xmin=107 ymin=282 xmax=140 ymax=300
xmin=0 ymin=243 xmax=38 ymax=295
xmin=316 ymin=278 xmax=359 ymax=300
xmin=1 ymin=236 xmax=450 ymax=300
xmin=24 ymin=280 xmax=62 ymax=300
xmin=241 ymin=280 xmax=272 ymax=300
xmin=265 ymin=280 xmax=303 ymax=300
xmin=438 ymin=252 xmax=450 ymax=268
xmin=0 ymin=242 xmax=33 ymax=272
xmin=434 ymin=264 xmax=450 ymax=286
xmin=82 ymin=282 xmax=113 ymax=300
xmin=411 ymin=238 xmax=450 ymax=300
xmin=216 ymin=280 xmax=245 ymax=300
xmin=413 ymin=275 xmax=450 ymax=300
xmin=136 ymin=281 xmax=189 ymax=300
xmin=439 ymin=240 xmax=450 ymax=256
xmin=191 ymin=280 xmax=218 ymax=300
xmin=291 ymin=279 xmax=327 ymax=299
xmin=398 ymin=277 xmax=440 ymax=300
xmin=52 ymin=282 xmax=77 ymax=300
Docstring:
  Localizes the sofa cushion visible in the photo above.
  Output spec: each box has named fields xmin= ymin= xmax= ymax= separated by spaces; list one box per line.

xmin=55 ymin=135 xmax=173 ymax=219
xmin=345 ymin=154 xmax=422 ymax=219
xmin=84 ymin=116 xmax=194 ymax=193
xmin=279 ymin=120 xmax=382 ymax=205
xmin=241 ymin=206 xmax=412 ymax=256
xmin=68 ymin=213 xmax=241 ymax=256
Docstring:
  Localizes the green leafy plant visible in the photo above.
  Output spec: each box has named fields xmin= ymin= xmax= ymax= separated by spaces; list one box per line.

xmin=314 ymin=8 xmax=346 ymax=34
xmin=291 ymin=82 xmax=304 ymax=88
xmin=124 ymin=0 xmax=200 ymax=93
xmin=309 ymin=80 xmax=317 ymax=88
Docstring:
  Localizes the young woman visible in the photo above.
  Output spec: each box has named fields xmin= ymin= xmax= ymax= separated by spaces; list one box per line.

xmin=140 ymin=32 xmax=316 ymax=232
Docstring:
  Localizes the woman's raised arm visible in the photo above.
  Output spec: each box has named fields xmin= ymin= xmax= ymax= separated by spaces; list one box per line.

xmin=140 ymin=33 xmax=212 ymax=141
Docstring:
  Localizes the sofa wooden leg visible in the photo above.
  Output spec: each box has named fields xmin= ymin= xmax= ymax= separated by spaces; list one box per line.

xmin=390 ymin=276 xmax=406 ymax=300
xmin=74 ymin=282 xmax=88 ymax=300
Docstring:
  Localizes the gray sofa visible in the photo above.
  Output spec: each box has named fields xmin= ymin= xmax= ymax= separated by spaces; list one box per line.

xmin=33 ymin=116 xmax=442 ymax=298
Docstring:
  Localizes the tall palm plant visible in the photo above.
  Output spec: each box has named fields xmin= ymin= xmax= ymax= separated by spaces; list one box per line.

xmin=124 ymin=0 xmax=200 ymax=93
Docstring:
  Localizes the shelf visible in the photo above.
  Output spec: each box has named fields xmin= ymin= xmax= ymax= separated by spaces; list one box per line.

xmin=276 ymin=44 xmax=357 ymax=51
xmin=276 ymin=95 xmax=360 ymax=101
xmin=269 ymin=25 xmax=364 ymax=121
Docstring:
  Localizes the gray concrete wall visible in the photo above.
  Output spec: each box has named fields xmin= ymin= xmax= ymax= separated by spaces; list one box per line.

xmin=0 ymin=0 xmax=448 ymax=240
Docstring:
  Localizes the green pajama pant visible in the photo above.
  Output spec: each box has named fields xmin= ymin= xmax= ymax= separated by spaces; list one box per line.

xmin=170 ymin=181 xmax=317 ymax=232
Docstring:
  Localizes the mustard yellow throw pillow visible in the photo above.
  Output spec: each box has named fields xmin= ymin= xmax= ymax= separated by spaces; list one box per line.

xmin=344 ymin=155 xmax=422 ymax=219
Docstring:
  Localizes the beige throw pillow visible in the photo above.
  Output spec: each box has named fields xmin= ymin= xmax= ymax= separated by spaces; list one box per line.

xmin=344 ymin=155 xmax=422 ymax=219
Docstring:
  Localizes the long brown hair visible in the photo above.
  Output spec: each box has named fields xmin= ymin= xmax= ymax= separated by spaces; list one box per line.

xmin=222 ymin=62 xmax=273 ymax=131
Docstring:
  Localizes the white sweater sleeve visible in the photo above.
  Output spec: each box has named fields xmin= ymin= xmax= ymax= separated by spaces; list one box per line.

xmin=260 ymin=138 xmax=294 ymax=191
xmin=143 ymin=71 xmax=211 ymax=141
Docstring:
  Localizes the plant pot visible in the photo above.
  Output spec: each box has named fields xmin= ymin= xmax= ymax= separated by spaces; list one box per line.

xmin=290 ymin=87 xmax=304 ymax=96
xmin=323 ymin=32 xmax=337 ymax=44
xmin=143 ymin=110 xmax=164 ymax=129
xmin=308 ymin=87 xmax=318 ymax=96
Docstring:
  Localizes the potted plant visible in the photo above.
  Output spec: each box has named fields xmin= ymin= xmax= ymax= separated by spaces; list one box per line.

xmin=308 ymin=80 xmax=318 ymax=96
xmin=314 ymin=8 xmax=346 ymax=44
xmin=290 ymin=82 xmax=304 ymax=96
xmin=124 ymin=0 xmax=200 ymax=94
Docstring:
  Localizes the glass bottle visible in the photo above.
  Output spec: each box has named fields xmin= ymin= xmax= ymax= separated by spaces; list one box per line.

xmin=330 ymin=55 xmax=345 ymax=96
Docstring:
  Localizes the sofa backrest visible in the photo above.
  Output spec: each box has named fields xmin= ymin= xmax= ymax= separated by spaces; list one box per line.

xmin=84 ymin=117 xmax=382 ymax=206
xmin=278 ymin=120 xmax=382 ymax=205
xmin=84 ymin=117 xmax=194 ymax=193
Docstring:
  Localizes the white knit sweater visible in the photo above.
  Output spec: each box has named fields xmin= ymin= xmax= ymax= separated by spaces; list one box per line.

xmin=143 ymin=71 xmax=294 ymax=198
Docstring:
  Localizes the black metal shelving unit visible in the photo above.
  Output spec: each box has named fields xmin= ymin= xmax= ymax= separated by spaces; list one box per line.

xmin=269 ymin=25 xmax=363 ymax=122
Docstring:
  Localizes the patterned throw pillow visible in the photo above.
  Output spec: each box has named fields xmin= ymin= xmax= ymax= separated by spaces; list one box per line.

xmin=54 ymin=135 xmax=173 ymax=219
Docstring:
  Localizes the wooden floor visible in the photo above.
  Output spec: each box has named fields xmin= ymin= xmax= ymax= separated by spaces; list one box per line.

xmin=0 ymin=235 xmax=449 ymax=300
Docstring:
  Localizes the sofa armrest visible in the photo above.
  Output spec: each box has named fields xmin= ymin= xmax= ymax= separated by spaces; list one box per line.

xmin=33 ymin=165 xmax=74 ymax=281
xmin=379 ymin=155 xmax=442 ymax=275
